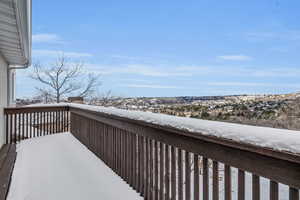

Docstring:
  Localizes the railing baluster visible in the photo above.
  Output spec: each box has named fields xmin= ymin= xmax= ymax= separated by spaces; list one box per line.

xmin=37 ymin=112 xmax=40 ymax=137
xmin=150 ymin=140 xmax=154 ymax=199
xmin=103 ymin=124 xmax=106 ymax=163
xmin=121 ymin=130 xmax=125 ymax=179
xmin=225 ymin=165 xmax=231 ymax=200
xmin=41 ymin=112 xmax=44 ymax=136
xmin=203 ymin=157 xmax=209 ymax=200
xmin=5 ymin=113 xmax=8 ymax=144
xmin=186 ymin=151 xmax=191 ymax=200
xmin=122 ymin=130 xmax=125 ymax=178
xmin=128 ymin=132 xmax=131 ymax=184
xmin=114 ymin=128 xmax=117 ymax=173
xmin=137 ymin=136 xmax=141 ymax=194
xmin=21 ymin=113 xmax=24 ymax=140
xmin=41 ymin=112 xmax=43 ymax=136
xmin=213 ymin=161 xmax=219 ymax=200
xmin=14 ymin=113 xmax=16 ymax=143
xmin=160 ymin=142 xmax=165 ymax=200
xmin=270 ymin=181 xmax=278 ymax=200
xmin=129 ymin=133 xmax=133 ymax=187
xmin=289 ymin=187 xmax=299 ymax=200
xmin=145 ymin=138 xmax=149 ymax=199
xmin=62 ymin=110 xmax=64 ymax=132
xmin=115 ymin=128 xmax=118 ymax=174
xmin=18 ymin=113 xmax=21 ymax=141
xmin=178 ymin=149 xmax=183 ymax=200
xmin=61 ymin=110 xmax=64 ymax=132
xmin=44 ymin=111 xmax=46 ymax=135
xmin=252 ymin=174 xmax=260 ymax=200
xmin=133 ymin=134 xmax=137 ymax=190
xmin=45 ymin=112 xmax=47 ymax=135
xmin=194 ymin=154 xmax=200 ymax=200
xmin=55 ymin=111 xmax=58 ymax=133
xmin=117 ymin=129 xmax=121 ymax=176
xmin=109 ymin=127 xmax=112 ymax=168
xmin=140 ymin=136 xmax=145 ymax=196
xmin=101 ymin=124 xmax=104 ymax=161
xmin=106 ymin=126 xmax=109 ymax=165
xmin=123 ymin=131 xmax=126 ymax=181
xmin=48 ymin=111 xmax=50 ymax=134
xmin=9 ymin=113 xmax=12 ymax=144
xmin=155 ymin=141 xmax=159 ymax=200
xmin=166 ymin=145 xmax=171 ymax=200
xmin=60 ymin=110 xmax=62 ymax=133
xmin=133 ymin=134 xmax=136 ymax=188
xmin=64 ymin=110 xmax=66 ymax=132
xmin=106 ymin=125 xmax=109 ymax=164
xmin=67 ymin=109 xmax=69 ymax=131
xmin=238 ymin=169 xmax=245 ymax=200
xmin=29 ymin=112 xmax=32 ymax=138
xmin=111 ymin=126 xmax=114 ymax=168
xmin=26 ymin=113 xmax=29 ymax=138
xmin=99 ymin=123 xmax=102 ymax=159
xmin=171 ymin=146 xmax=177 ymax=200
xmin=51 ymin=111 xmax=54 ymax=134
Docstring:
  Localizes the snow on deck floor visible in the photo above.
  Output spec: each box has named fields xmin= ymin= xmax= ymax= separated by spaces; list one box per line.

xmin=7 ymin=133 xmax=143 ymax=200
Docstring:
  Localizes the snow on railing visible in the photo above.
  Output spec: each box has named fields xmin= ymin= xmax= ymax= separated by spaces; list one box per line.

xmin=69 ymin=103 xmax=300 ymax=200
xmin=25 ymin=103 xmax=300 ymax=155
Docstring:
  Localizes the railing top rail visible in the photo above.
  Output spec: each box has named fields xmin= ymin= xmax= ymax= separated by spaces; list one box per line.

xmin=68 ymin=104 xmax=300 ymax=165
xmin=4 ymin=105 xmax=69 ymax=114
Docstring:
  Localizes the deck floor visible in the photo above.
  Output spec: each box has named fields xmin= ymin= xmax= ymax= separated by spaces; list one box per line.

xmin=6 ymin=133 xmax=143 ymax=200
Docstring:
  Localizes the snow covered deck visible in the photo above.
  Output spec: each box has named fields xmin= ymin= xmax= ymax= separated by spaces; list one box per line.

xmin=6 ymin=133 xmax=142 ymax=200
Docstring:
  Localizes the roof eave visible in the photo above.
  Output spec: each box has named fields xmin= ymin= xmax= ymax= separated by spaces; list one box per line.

xmin=13 ymin=0 xmax=31 ymax=67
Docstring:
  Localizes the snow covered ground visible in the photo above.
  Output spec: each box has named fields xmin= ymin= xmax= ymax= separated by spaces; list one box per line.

xmin=7 ymin=133 xmax=143 ymax=200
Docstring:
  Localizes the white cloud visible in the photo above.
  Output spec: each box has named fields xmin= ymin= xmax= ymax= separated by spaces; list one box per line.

xmin=207 ymin=82 xmax=270 ymax=87
xmin=33 ymin=50 xmax=93 ymax=58
xmin=85 ymin=63 xmax=300 ymax=79
xmin=32 ymin=34 xmax=64 ymax=43
xmin=246 ymin=30 xmax=300 ymax=41
xmin=207 ymin=81 xmax=300 ymax=88
xmin=249 ymin=68 xmax=300 ymax=78
xmin=122 ymin=84 xmax=182 ymax=89
xmin=86 ymin=64 xmax=196 ymax=77
xmin=217 ymin=55 xmax=252 ymax=61
xmin=111 ymin=55 xmax=148 ymax=61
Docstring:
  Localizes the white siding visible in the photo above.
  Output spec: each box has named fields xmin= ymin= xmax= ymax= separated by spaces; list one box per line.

xmin=0 ymin=54 xmax=8 ymax=147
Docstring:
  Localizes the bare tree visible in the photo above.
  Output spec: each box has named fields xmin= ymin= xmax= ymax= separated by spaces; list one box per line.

xmin=30 ymin=55 xmax=101 ymax=103
xmin=89 ymin=90 xmax=115 ymax=106
xmin=35 ymin=89 xmax=55 ymax=103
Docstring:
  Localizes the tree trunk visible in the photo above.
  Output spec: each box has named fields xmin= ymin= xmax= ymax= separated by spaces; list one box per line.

xmin=56 ymin=91 xmax=60 ymax=103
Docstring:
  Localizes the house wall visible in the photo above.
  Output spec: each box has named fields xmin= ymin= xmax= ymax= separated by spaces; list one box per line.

xmin=0 ymin=54 xmax=8 ymax=147
xmin=8 ymin=69 xmax=16 ymax=105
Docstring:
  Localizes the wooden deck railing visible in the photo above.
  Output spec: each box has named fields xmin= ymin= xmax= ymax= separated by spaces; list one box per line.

xmin=69 ymin=106 xmax=300 ymax=200
xmin=4 ymin=105 xmax=300 ymax=200
xmin=4 ymin=106 xmax=69 ymax=143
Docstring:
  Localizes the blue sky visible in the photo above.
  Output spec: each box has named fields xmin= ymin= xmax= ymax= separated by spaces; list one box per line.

xmin=17 ymin=0 xmax=300 ymax=98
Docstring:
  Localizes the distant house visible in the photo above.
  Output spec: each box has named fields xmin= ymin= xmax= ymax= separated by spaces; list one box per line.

xmin=0 ymin=0 xmax=31 ymax=147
